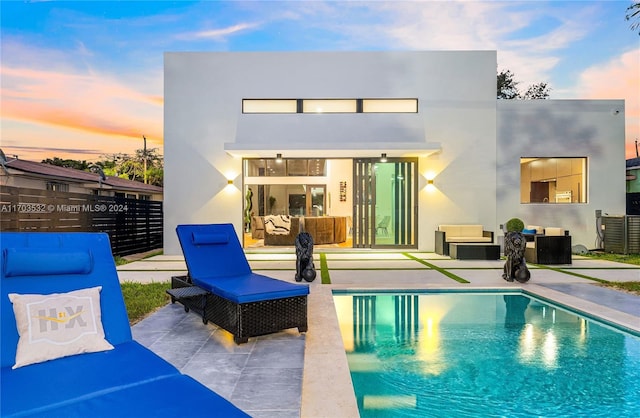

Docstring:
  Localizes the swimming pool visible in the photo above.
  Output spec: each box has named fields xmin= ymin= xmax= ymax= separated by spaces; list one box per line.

xmin=333 ymin=291 xmax=640 ymax=417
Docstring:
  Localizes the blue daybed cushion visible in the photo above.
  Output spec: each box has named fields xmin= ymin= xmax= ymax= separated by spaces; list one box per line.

xmin=4 ymin=248 xmax=93 ymax=277
xmin=193 ymin=273 xmax=309 ymax=304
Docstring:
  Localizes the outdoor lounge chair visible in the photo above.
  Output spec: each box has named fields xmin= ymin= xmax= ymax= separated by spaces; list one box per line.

xmin=173 ymin=223 xmax=309 ymax=344
xmin=1 ymin=232 xmax=249 ymax=418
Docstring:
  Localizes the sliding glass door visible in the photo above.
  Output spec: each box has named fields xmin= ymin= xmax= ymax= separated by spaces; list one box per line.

xmin=353 ymin=158 xmax=417 ymax=248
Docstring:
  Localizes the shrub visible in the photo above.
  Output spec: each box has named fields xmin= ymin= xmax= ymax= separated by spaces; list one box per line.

xmin=506 ymin=218 xmax=524 ymax=232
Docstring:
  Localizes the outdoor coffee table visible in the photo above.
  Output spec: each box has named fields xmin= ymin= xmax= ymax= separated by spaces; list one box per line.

xmin=449 ymin=243 xmax=500 ymax=260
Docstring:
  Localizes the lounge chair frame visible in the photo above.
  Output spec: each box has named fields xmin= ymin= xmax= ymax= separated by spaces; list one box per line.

xmin=169 ymin=276 xmax=308 ymax=344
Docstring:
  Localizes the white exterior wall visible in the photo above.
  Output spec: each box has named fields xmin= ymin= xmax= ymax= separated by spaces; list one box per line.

xmin=164 ymin=51 xmax=497 ymax=254
xmin=164 ymin=51 xmax=625 ymax=255
xmin=496 ymin=100 xmax=626 ymax=249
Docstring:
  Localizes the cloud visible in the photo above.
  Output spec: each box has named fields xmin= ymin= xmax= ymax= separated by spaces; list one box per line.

xmin=5 ymin=145 xmax=102 ymax=156
xmin=340 ymin=1 xmax=594 ymax=88
xmin=177 ymin=22 xmax=260 ymax=41
xmin=0 ymin=39 xmax=163 ymax=148
xmin=573 ymin=48 xmax=640 ymax=158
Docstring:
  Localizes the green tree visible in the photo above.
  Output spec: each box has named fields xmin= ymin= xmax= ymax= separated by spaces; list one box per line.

xmin=497 ymin=70 xmax=520 ymax=99
xmin=98 ymin=148 xmax=163 ymax=187
xmin=627 ymin=1 xmax=640 ymax=35
xmin=41 ymin=157 xmax=90 ymax=170
xmin=522 ymin=82 xmax=550 ymax=100
xmin=497 ymin=69 xmax=551 ymax=100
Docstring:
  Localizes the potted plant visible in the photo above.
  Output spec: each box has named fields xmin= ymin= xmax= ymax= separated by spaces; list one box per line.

xmin=268 ymin=196 xmax=276 ymax=214
xmin=503 ymin=217 xmax=530 ymax=282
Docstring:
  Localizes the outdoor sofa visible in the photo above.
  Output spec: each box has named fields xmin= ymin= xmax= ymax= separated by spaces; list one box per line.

xmin=1 ymin=232 xmax=248 ymax=418
xmin=434 ymin=224 xmax=494 ymax=256
xmin=523 ymin=225 xmax=572 ymax=264
xmin=173 ymin=223 xmax=309 ymax=344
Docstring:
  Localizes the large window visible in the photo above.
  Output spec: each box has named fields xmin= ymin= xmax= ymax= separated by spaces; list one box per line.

xmin=520 ymin=157 xmax=587 ymax=203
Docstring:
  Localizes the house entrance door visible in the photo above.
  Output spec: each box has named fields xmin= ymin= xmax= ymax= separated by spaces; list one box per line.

xmin=353 ymin=158 xmax=418 ymax=248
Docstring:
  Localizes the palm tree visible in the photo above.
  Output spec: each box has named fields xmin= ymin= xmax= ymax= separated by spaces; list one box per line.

xmin=627 ymin=1 xmax=640 ymax=35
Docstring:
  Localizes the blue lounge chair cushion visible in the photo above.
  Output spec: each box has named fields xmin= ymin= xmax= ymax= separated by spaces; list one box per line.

xmin=194 ymin=273 xmax=309 ymax=304
xmin=3 ymin=248 xmax=93 ymax=277
xmin=2 ymin=232 xmax=250 ymax=417
xmin=1 ymin=341 xmax=179 ymax=417
xmin=177 ymin=224 xmax=252 ymax=278
xmin=177 ymin=223 xmax=309 ymax=303
xmin=17 ymin=375 xmax=250 ymax=418
xmin=1 ymin=234 xmax=131 ymax=369
xmin=191 ymin=232 xmax=229 ymax=245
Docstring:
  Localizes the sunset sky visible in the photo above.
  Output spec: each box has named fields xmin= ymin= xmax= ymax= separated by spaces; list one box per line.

xmin=1 ymin=0 xmax=639 ymax=162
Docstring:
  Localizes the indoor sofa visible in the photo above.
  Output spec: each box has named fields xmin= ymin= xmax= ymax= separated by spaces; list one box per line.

xmin=1 ymin=232 xmax=248 ymax=418
xmin=264 ymin=216 xmax=301 ymax=246
xmin=434 ymin=224 xmax=494 ymax=256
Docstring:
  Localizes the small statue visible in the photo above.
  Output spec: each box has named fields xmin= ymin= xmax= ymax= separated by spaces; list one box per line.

xmin=295 ymin=232 xmax=316 ymax=282
xmin=503 ymin=218 xmax=530 ymax=283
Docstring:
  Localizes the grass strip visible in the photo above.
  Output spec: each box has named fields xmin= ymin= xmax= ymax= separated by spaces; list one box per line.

xmin=582 ymin=252 xmax=640 ymax=266
xmin=121 ymin=281 xmax=171 ymax=325
xmin=402 ymin=253 xmax=470 ymax=284
xmin=531 ymin=264 xmax=609 ymax=283
xmin=319 ymin=252 xmax=331 ymax=284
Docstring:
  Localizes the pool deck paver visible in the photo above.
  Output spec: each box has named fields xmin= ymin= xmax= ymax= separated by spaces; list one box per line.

xmin=120 ymin=251 xmax=640 ymax=418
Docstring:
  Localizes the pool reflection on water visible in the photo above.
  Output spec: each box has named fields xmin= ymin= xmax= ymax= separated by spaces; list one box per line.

xmin=333 ymin=292 xmax=640 ymax=418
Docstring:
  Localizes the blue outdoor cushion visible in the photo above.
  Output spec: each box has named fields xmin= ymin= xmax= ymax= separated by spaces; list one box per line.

xmin=522 ymin=228 xmax=537 ymax=235
xmin=194 ymin=273 xmax=309 ymax=304
xmin=177 ymin=224 xmax=252 ymax=278
xmin=1 ymin=233 xmax=132 ymax=369
xmin=191 ymin=232 xmax=229 ymax=246
xmin=16 ymin=375 xmax=250 ymax=418
xmin=1 ymin=341 xmax=179 ymax=417
xmin=3 ymin=248 xmax=93 ymax=277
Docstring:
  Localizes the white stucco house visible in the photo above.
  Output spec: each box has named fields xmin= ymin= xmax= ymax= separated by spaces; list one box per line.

xmin=163 ymin=51 xmax=625 ymax=255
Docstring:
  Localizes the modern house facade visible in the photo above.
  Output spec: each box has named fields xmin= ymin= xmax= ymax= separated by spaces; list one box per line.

xmin=163 ymin=51 xmax=625 ymax=255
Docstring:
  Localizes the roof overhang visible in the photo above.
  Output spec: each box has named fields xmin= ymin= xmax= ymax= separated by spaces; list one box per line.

xmin=226 ymin=113 xmax=441 ymax=158
xmin=224 ymin=142 xmax=441 ymax=159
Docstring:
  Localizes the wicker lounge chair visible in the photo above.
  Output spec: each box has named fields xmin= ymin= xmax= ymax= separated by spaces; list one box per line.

xmin=173 ymin=223 xmax=309 ymax=344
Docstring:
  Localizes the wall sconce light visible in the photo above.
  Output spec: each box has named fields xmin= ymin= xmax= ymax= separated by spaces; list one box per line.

xmin=427 ymin=179 xmax=434 ymax=185
xmin=276 ymin=153 xmax=283 ymax=163
xmin=380 ymin=153 xmax=387 ymax=163
xmin=227 ymin=179 xmax=233 ymax=185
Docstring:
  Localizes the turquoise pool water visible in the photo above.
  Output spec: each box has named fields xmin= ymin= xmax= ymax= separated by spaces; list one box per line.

xmin=333 ymin=291 xmax=640 ymax=417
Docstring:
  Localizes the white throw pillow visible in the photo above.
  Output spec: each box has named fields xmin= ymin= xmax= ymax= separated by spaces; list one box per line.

xmin=8 ymin=286 xmax=114 ymax=369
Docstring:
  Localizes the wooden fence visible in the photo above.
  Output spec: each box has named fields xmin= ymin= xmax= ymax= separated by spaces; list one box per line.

xmin=0 ymin=186 xmax=163 ymax=257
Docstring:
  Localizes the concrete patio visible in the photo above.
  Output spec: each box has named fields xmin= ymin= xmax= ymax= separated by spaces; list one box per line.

xmin=119 ymin=251 xmax=640 ymax=418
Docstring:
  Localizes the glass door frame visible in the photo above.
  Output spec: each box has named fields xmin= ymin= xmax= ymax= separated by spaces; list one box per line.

xmin=353 ymin=157 xmax=418 ymax=249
